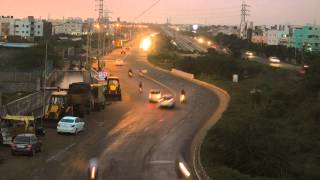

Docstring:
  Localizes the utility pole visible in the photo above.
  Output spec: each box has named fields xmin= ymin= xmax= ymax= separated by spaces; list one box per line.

xmin=240 ymin=0 xmax=250 ymax=39
xmin=43 ymin=41 xmax=48 ymax=118
xmin=95 ymin=0 xmax=104 ymax=69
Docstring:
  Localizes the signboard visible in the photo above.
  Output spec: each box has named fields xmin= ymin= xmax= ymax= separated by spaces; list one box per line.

xmin=98 ymin=71 xmax=107 ymax=80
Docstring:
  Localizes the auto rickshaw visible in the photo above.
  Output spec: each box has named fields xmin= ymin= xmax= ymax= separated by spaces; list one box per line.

xmin=105 ymin=76 xmax=122 ymax=101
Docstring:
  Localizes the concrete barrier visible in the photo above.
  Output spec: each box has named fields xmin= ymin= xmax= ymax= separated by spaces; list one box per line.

xmin=171 ymin=68 xmax=194 ymax=79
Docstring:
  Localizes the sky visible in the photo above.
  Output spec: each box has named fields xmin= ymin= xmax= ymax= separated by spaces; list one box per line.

xmin=1 ymin=0 xmax=320 ymax=25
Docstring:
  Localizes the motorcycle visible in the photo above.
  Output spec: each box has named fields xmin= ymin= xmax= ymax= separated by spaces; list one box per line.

xmin=88 ymin=158 xmax=98 ymax=180
xmin=128 ymin=71 xmax=133 ymax=78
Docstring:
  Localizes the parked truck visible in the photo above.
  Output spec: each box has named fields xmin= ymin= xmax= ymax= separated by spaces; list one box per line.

xmin=68 ymin=82 xmax=94 ymax=117
xmin=91 ymin=83 xmax=107 ymax=111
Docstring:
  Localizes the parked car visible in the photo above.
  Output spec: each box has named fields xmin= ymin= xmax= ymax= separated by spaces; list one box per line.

xmin=159 ymin=94 xmax=176 ymax=108
xmin=11 ymin=133 xmax=42 ymax=156
xmin=57 ymin=116 xmax=85 ymax=135
xmin=115 ymin=59 xmax=124 ymax=66
xmin=149 ymin=89 xmax=162 ymax=103
xmin=269 ymin=56 xmax=281 ymax=63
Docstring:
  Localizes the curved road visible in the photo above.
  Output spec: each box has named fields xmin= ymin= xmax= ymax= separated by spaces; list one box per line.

xmin=0 ymin=34 xmax=219 ymax=180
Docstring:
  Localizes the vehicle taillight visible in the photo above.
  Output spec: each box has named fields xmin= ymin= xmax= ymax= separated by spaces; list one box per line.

xmin=27 ymin=144 xmax=32 ymax=149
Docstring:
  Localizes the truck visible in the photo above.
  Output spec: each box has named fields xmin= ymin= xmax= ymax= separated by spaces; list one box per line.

xmin=68 ymin=82 xmax=94 ymax=117
xmin=91 ymin=83 xmax=107 ymax=111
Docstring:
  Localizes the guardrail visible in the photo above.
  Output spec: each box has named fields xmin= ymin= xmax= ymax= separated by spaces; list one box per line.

xmin=171 ymin=68 xmax=194 ymax=79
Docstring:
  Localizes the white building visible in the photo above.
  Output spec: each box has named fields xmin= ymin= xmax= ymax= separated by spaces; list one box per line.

xmin=264 ymin=25 xmax=290 ymax=46
xmin=9 ymin=16 xmax=49 ymax=38
xmin=50 ymin=18 xmax=83 ymax=36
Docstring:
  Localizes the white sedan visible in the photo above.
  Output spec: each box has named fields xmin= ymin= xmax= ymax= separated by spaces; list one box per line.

xmin=57 ymin=116 xmax=85 ymax=134
xmin=149 ymin=89 xmax=162 ymax=102
xmin=269 ymin=56 xmax=281 ymax=63
xmin=159 ymin=94 xmax=176 ymax=108
xmin=115 ymin=59 xmax=124 ymax=66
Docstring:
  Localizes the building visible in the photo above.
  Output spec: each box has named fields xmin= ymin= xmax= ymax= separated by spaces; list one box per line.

xmin=266 ymin=26 xmax=290 ymax=46
xmin=8 ymin=16 xmax=52 ymax=40
xmin=289 ymin=25 xmax=320 ymax=52
xmin=50 ymin=18 xmax=83 ymax=36
xmin=0 ymin=16 xmax=14 ymax=40
xmin=209 ymin=25 xmax=238 ymax=36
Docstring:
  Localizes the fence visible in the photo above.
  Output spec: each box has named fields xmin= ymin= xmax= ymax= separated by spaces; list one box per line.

xmin=0 ymin=70 xmax=93 ymax=118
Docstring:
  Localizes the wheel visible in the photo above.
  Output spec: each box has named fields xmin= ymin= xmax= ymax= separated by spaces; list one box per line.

xmin=30 ymin=149 xmax=35 ymax=156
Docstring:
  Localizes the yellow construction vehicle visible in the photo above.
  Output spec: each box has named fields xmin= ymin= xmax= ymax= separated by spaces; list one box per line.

xmin=45 ymin=90 xmax=73 ymax=121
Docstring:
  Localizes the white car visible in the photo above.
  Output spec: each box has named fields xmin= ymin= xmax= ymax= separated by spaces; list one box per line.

xmin=159 ymin=94 xmax=176 ymax=108
xmin=269 ymin=56 xmax=281 ymax=63
xmin=115 ymin=59 xmax=124 ymax=66
xmin=57 ymin=116 xmax=85 ymax=134
xmin=149 ymin=89 xmax=162 ymax=102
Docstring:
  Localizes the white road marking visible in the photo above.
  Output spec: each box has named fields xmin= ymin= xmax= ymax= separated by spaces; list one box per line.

xmin=46 ymin=143 xmax=76 ymax=162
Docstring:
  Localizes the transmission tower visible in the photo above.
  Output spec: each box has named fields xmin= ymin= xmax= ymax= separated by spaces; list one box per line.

xmin=240 ymin=0 xmax=250 ymax=39
xmin=95 ymin=0 xmax=104 ymax=23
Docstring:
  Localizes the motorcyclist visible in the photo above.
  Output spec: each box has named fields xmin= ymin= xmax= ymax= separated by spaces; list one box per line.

xmin=128 ymin=68 xmax=133 ymax=78
xmin=88 ymin=158 xmax=98 ymax=180
xmin=139 ymin=82 xmax=143 ymax=93
xmin=180 ymin=89 xmax=186 ymax=103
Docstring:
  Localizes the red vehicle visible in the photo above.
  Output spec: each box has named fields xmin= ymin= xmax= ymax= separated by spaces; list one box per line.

xmin=11 ymin=133 xmax=42 ymax=156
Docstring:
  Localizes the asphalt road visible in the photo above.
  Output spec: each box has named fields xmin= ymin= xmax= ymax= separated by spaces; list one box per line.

xmin=0 ymin=34 xmax=219 ymax=180
xmin=249 ymin=56 xmax=302 ymax=71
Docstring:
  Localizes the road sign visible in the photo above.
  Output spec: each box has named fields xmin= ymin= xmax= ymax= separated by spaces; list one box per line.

xmin=98 ymin=71 xmax=107 ymax=80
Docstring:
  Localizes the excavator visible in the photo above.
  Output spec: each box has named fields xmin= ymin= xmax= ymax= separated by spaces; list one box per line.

xmin=45 ymin=89 xmax=73 ymax=122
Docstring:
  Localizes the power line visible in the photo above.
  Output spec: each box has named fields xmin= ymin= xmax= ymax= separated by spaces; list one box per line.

xmin=132 ymin=0 xmax=161 ymax=22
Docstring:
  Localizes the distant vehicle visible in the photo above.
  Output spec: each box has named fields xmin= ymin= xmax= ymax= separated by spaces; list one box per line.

xmin=159 ymin=94 xmax=176 ymax=108
xmin=120 ymin=50 xmax=126 ymax=55
xmin=245 ymin=51 xmax=254 ymax=57
xmin=269 ymin=56 xmax=281 ymax=63
xmin=149 ymin=89 xmax=162 ymax=103
xmin=11 ymin=133 xmax=42 ymax=156
xmin=115 ymin=59 xmax=124 ymax=66
xmin=105 ymin=76 xmax=122 ymax=100
xmin=115 ymin=40 xmax=123 ymax=48
xmin=57 ymin=116 xmax=85 ymax=135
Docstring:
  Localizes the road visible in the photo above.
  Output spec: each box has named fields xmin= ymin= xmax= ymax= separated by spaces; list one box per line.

xmin=161 ymin=26 xmax=208 ymax=53
xmin=0 ymin=34 xmax=219 ymax=180
xmin=248 ymin=56 xmax=302 ymax=71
